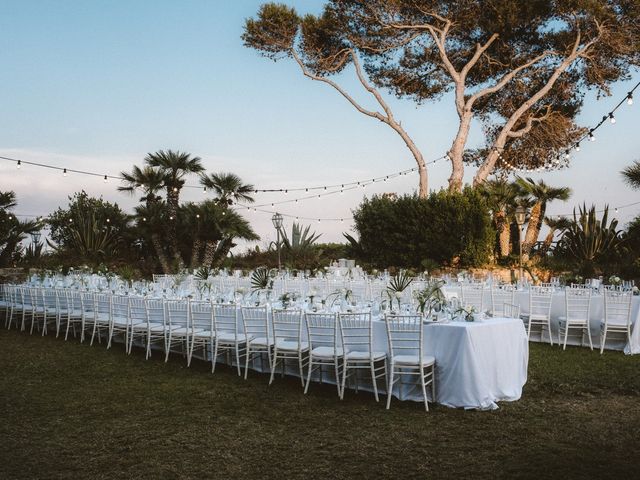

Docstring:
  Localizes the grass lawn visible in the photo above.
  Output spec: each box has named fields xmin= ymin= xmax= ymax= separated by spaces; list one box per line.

xmin=1 ymin=327 xmax=639 ymax=480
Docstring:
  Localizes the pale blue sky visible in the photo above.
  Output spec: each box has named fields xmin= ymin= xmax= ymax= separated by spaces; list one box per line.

xmin=1 ymin=0 xmax=638 ymax=248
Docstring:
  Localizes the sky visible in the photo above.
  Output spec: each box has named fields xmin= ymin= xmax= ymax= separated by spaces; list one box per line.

xmin=1 ymin=0 xmax=639 ymax=251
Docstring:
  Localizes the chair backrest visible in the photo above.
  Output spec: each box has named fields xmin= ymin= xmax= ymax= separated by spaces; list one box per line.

xmin=67 ymin=290 xmax=82 ymax=313
xmin=272 ymin=308 xmax=303 ymax=342
xmin=528 ymin=286 xmax=554 ymax=318
xmin=94 ymin=293 xmax=112 ymax=321
xmin=80 ymin=292 xmax=96 ymax=316
xmin=212 ymin=303 xmax=238 ymax=335
xmin=491 ymin=285 xmax=515 ymax=315
xmin=461 ymin=284 xmax=484 ymax=311
xmin=166 ymin=300 xmax=190 ymax=329
xmin=604 ymin=290 xmax=633 ymax=327
xmin=241 ymin=306 xmax=270 ymax=342
xmin=43 ymin=289 xmax=58 ymax=311
xmin=145 ymin=298 xmax=166 ymax=326
xmin=338 ymin=312 xmax=372 ymax=354
xmin=305 ymin=312 xmax=339 ymax=351
xmin=503 ymin=303 xmax=521 ymax=319
xmin=190 ymin=300 xmax=214 ymax=332
xmin=385 ymin=314 xmax=424 ymax=361
xmin=127 ymin=297 xmax=146 ymax=325
xmin=56 ymin=289 xmax=69 ymax=311
xmin=25 ymin=287 xmax=42 ymax=308
xmin=565 ymin=286 xmax=591 ymax=320
xmin=111 ymin=295 xmax=130 ymax=324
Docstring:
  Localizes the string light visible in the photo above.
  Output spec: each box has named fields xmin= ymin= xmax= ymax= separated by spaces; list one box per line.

xmin=103 ymin=175 xmax=108 ymax=183
xmin=16 ymin=160 xmax=21 ymax=169
xmin=63 ymin=168 xmax=67 ymax=177
xmin=609 ymin=113 xmax=616 ymax=124
xmin=627 ymin=92 xmax=634 ymax=106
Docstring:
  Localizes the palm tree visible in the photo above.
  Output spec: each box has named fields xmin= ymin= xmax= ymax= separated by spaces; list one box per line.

xmin=118 ymin=165 xmax=165 ymax=207
xmin=516 ymin=177 xmax=572 ymax=259
xmin=540 ymin=216 xmax=572 ymax=254
xmin=621 ymin=160 xmax=640 ymax=190
xmin=480 ymin=178 xmax=519 ymax=258
xmin=199 ymin=172 xmax=255 ymax=207
xmin=145 ymin=150 xmax=205 ymax=263
xmin=1 ymin=191 xmax=41 ymax=266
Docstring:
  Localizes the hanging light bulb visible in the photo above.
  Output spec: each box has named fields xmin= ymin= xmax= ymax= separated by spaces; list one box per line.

xmin=575 ymin=143 xmax=580 ymax=152
xmin=627 ymin=92 xmax=634 ymax=106
xmin=564 ymin=150 xmax=570 ymax=160
xmin=196 ymin=214 xmax=200 ymax=219
xmin=17 ymin=160 xmax=21 ymax=169
xmin=103 ymin=175 xmax=108 ymax=183
xmin=284 ymin=190 xmax=288 ymax=195
xmin=63 ymin=168 xmax=67 ymax=177
xmin=142 ymin=217 xmax=147 ymax=222
xmin=173 ymin=186 xmax=178 ymax=192
xmin=589 ymin=130 xmax=596 ymax=142
xmin=609 ymin=113 xmax=616 ymax=124
xmin=203 ymin=187 xmax=207 ymax=193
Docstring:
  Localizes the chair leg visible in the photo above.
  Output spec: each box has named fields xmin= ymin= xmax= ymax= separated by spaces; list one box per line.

xmin=234 ymin=344 xmax=242 ymax=376
xmin=586 ymin=325 xmax=593 ymax=350
xmin=370 ymin=360 xmax=379 ymax=402
xmin=165 ymin=334 xmax=172 ymax=362
xmin=304 ymin=358 xmax=313 ymax=394
xmin=386 ymin=365 xmax=395 ymax=410
xmin=298 ymin=353 xmax=305 ymax=387
xmin=420 ymin=366 xmax=429 ymax=412
xmin=547 ymin=320 xmax=554 ymax=345
xmin=340 ymin=362 xmax=348 ymax=400
xmin=600 ymin=327 xmax=606 ymax=354
xmin=211 ymin=341 xmax=218 ymax=373
xmin=269 ymin=353 xmax=278 ymax=385
xmin=563 ymin=324 xmax=569 ymax=350
xmin=334 ymin=360 xmax=341 ymax=397
xmin=431 ymin=365 xmax=436 ymax=401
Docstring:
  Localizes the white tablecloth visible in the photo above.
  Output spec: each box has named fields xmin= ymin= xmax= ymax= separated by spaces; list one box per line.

xmin=447 ymin=286 xmax=640 ymax=354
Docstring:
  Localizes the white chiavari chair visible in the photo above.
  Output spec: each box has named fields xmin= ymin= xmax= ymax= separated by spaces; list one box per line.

xmin=304 ymin=311 xmax=343 ymax=396
xmin=600 ymin=290 xmax=633 ymax=354
xmin=212 ymin=303 xmax=247 ymax=375
xmin=189 ymin=300 xmax=215 ymax=368
xmin=503 ymin=303 xmax=521 ymax=319
xmin=461 ymin=283 xmax=485 ymax=312
xmin=64 ymin=290 xmax=84 ymax=341
xmin=126 ymin=297 xmax=159 ymax=356
xmin=241 ymin=306 xmax=272 ymax=379
xmin=269 ymin=308 xmax=309 ymax=387
xmin=385 ymin=314 xmax=435 ymax=411
xmin=79 ymin=291 xmax=97 ymax=343
xmin=144 ymin=298 xmax=173 ymax=359
xmin=490 ymin=284 xmax=516 ymax=317
xmin=166 ymin=299 xmax=201 ymax=363
xmin=558 ymin=286 xmax=593 ymax=351
xmin=521 ymin=286 xmax=554 ymax=344
xmin=42 ymin=289 xmax=59 ymax=336
xmin=90 ymin=293 xmax=112 ymax=346
xmin=338 ymin=312 xmax=386 ymax=402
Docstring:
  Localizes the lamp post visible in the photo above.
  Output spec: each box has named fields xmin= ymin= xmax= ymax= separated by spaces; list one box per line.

xmin=271 ymin=212 xmax=283 ymax=271
xmin=514 ymin=206 xmax=527 ymax=283
xmin=30 ymin=231 xmax=42 ymax=245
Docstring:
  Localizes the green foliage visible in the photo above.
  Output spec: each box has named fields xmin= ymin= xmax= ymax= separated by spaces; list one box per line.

xmin=281 ymin=222 xmax=321 ymax=251
xmin=560 ymin=204 xmax=624 ymax=275
xmin=621 ymin=160 xmax=640 ymax=190
xmin=413 ymin=280 xmax=447 ymax=315
xmin=250 ymin=267 xmax=274 ymax=291
xmin=0 ymin=191 xmax=42 ymax=267
xmin=352 ymin=188 xmax=495 ymax=268
xmin=386 ymin=271 xmax=413 ymax=294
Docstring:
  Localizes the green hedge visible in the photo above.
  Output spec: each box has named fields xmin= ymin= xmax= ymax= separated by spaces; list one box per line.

xmin=352 ymin=188 xmax=495 ymax=268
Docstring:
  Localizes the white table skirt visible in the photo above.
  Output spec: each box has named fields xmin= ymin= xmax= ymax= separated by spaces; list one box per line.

xmin=151 ymin=308 xmax=528 ymax=410
xmin=446 ymin=287 xmax=640 ymax=354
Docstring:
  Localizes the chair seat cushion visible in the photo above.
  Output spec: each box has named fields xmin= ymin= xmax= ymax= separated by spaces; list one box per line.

xmin=218 ymin=332 xmax=251 ymax=343
xmin=132 ymin=322 xmax=163 ymax=331
xmin=249 ymin=336 xmax=273 ymax=347
xmin=558 ymin=317 xmax=588 ymax=326
xmin=393 ymin=354 xmax=435 ymax=366
xmin=172 ymin=327 xmax=205 ymax=335
xmin=193 ymin=330 xmax=214 ymax=338
xmin=311 ymin=346 xmax=343 ymax=358
xmin=275 ymin=339 xmax=309 ymax=351
xmin=345 ymin=350 xmax=386 ymax=361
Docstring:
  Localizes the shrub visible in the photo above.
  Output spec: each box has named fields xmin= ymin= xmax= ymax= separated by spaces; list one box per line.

xmin=351 ymin=188 xmax=495 ymax=268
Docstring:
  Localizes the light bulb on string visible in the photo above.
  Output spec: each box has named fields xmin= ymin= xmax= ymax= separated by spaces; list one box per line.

xmin=609 ymin=113 xmax=616 ymax=124
xmin=628 ymin=93 xmax=634 ymax=106
xmin=575 ymin=143 xmax=580 ymax=152
xmin=63 ymin=168 xmax=67 ymax=177
xmin=103 ymin=175 xmax=108 ymax=183
xmin=589 ymin=131 xmax=596 ymax=142
xmin=564 ymin=150 xmax=570 ymax=160
xmin=203 ymin=187 xmax=207 ymax=193
xmin=17 ymin=160 xmax=21 ymax=169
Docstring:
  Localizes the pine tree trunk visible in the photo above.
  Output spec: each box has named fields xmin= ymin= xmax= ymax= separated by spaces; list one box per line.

xmin=447 ymin=113 xmax=473 ymax=193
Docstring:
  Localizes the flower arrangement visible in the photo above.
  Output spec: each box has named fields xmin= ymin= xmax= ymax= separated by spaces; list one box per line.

xmin=454 ymin=305 xmax=477 ymax=322
xmin=278 ymin=292 xmax=299 ymax=309
xmin=413 ymin=279 xmax=447 ymax=316
xmin=608 ymin=275 xmax=622 ymax=287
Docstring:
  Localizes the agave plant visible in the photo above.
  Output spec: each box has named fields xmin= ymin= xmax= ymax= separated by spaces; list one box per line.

xmin=281 ymin=222 xmax=321 ymax=251
xmin=250 ymin=267 xmax=274 ymax=291
xmin=49 ymin=211 xmax=121 ymax=262
xmin=560 ymin=204 xmax=624 ymax=274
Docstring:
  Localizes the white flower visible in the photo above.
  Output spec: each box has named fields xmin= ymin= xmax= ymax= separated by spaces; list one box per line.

xmin=394 ymin=291 xmax=403 ymax=299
